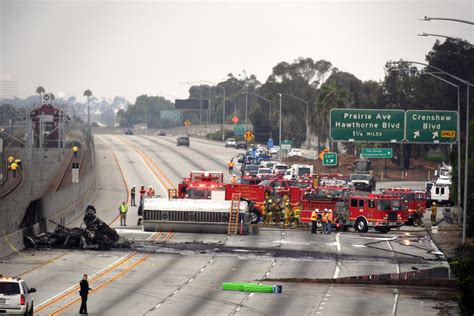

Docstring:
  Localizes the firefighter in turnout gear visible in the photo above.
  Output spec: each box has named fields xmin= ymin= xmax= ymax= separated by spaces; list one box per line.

xmin=292 ymin=205 xmax=301 ymax=226
xmin=263 ymin=193 xmax=273 ymax=225
xmin=283 ymin=196 xmax=292 ymax=227
xmin=273 ymin=198 xmax=282 ymax=225
xmin=431 ymin=202 xmax=438 ymax=226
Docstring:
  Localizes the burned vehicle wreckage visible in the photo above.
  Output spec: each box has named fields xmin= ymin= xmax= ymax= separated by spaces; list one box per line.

xmin=25 ymin=206 xmax=129 ymax=250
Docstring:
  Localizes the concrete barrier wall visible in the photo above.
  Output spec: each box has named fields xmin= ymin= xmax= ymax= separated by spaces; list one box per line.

xmin=0 ymin=145 xmax=97 ymax=259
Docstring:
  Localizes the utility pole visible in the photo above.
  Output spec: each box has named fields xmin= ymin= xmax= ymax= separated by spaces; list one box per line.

xmin=26 ymin=111 xmax=33 ymax=195
xmin=222 ymin=89 xmax=226 ymax=142
xmin=39 ymin=114 xmax=44 ymax=182
xmin=278 ymin=93 xmax=282 ymax=146
xmin=463 ymin=85 xmax=470 ymax=244
xmin=245 ymin=89 xmax=248 ymax=127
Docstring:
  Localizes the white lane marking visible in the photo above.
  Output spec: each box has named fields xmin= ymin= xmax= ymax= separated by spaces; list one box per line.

xmin=352 ymin=244 xmax=367 ymax=248
xmin=386 ymin=239 xmax=401 ymax=274
xmin=333 ymin=262 xmax=340 ymax=279
xmin=132 ymin=148 xmax=169 ymax=197
xmin=155 ymin=303 xmax=162 ymax=308
xmin=36 ymin=251 xmax=134 ymax=308
xmin=392 ymin=290 xmax=399 ymax=316
xmin=335 ymin=232 xmax=341 ymax=252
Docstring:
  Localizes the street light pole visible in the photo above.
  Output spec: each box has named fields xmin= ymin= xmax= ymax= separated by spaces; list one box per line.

xmin=244 ymin=92 xmax=272 ymax=124
xmin=389 ymin=60 xmax=473 ymax=244
xmin=201 ymin=80 xmax=226 ymax=141
xmin=422 ymin=71 xmax=462 ymax=222
xmin=279 ymin=93 xmax=311 ymax=148
xmin=420 ymin=16 xmax=474 ymax=25
xmin=418 ymin=33 xmax=473 ymax=46
xmin=278 ymin=93 xmax=282 ymax=146
xmin=463 ymin=85 xmax=470 ymax=244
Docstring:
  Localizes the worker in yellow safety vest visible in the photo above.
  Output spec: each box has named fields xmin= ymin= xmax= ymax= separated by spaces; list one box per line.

xmin=10 ymin=162 xmax=18 ymax=178
xmin=119 ymin=201 xmax=128 ymax=226
xmin=14 ymin=158 xmax=22 ymax=171
xmin=227 ymin=159 xmax=235 ymax=174
xmin=321 ymin=209 xmax=328 ymax=234
xmin=73 ymin=146 xmax=79 ymax=158
xmin=311 ymin=209 xmax=318 ymax=234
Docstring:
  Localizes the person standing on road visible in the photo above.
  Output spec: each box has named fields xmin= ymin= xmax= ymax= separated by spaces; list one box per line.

xmin=431 ymin=202 xmax=437 ymax=226
xmin=415 ymin=205 xmax=424 ymax=227
xmin=79 ymin=274 xmax=92 ymax=314
xmin=321 ymin=209 xmax=328 ymax=234
xmin=130 ymin=185 xmax=136 ymax=206
xmin=10 ymin=162 xmax=18 ymax=178
xmin=139 ymin=185 xmax=146 ymax=203
xmin=119 ymin=201 xmax=128 ymax=226
xmin=73 ymin=146 xmax=79 ymax=158
xmin=326 ymin=209 xmax=333 ymax=234
xmin=14 ymin=158 xmax=22 ymax=171
xmin=137 ymin=199 xmax=144 ymax=226
xmin=311 ymin=209 xmax=318 ymax=234
xmin=147 ymin=185 xmax=155 ymax=197
xmin=227 ymin=159 xmax=235 ymax=174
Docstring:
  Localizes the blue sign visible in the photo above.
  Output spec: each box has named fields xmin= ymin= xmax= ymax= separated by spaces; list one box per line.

xmin=267 ymin=138 xmax=274 ymax=149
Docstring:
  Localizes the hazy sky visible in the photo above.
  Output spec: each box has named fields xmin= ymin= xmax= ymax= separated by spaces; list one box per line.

xmin=1 ymin=0 xmax=472 ymax=103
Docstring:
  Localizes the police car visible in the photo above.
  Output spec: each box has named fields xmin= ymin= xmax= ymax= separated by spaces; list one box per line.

xmin=0 ymin=276 xmax=36 ymax=315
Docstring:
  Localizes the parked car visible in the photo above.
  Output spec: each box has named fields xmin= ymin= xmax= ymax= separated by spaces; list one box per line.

xmin=156 ymin=130 xmax=166 ymax=136
xmin=256 ymin=167 xmax=273 ymax=178
xmin=124 ymin=129 xmax=133 ymax=135
xmin=177 ymin=136 xmax=190 ymax=146
xmin=243 ymin=164 xmax=260 ymax=176
xmin=236 ymin=141 xmax=247 ymax=149
xmin=0 ymin=276 xmax=36 ymax=315
xmin=225 ymin=138 xmax=237 ymax=148
xmin=270 ymin=146 xmax=280 ymax=154
xmin=288 ymin=148 xmax=302 ymax=158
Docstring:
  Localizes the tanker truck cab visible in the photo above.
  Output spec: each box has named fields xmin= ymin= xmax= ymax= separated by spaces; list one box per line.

xmin=340 ymin=194 xmax=404 ymax=233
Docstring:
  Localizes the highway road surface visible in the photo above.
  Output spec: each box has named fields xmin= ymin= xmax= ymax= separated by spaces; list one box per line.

xmin=0 ymin=134 xmax=456 ymax=315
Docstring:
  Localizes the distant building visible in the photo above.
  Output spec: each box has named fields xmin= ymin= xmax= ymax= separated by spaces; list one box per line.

xmin=0 ymin=76 xmax=17 ymax=99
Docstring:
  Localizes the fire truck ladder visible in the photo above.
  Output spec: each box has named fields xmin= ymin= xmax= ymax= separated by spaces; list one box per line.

xmin=228 ymin=193 xmax=241 ymax=235
xmin=168 ymin=188 xmax=178 ymax=199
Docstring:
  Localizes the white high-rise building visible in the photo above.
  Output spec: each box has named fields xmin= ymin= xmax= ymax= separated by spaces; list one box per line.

xmin=0 ymin=76 xmax=17 ymax=99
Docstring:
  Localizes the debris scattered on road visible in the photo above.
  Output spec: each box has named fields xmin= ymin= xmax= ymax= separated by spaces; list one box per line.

xmin=24 ymin=205 xmax=130 ymax=250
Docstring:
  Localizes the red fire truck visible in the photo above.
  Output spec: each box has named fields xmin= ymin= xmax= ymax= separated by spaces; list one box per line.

xmin=381 ymin=188 xmax=426 ymax=224
xmin=178 ymin=171 xmax=225 ymax=199
xmin=300 ymin=192 xmax=405 ymax=233
xmin=225 ymin=183 xmax=275 ymax=223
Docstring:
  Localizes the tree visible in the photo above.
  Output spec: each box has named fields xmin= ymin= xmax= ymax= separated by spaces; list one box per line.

xmin=83 ymin=89 xmax=92 ymax=126
xmin=316 ymin=79 xmax=351 ymax=147
xmin=36 ymin=86 xmax=45 ymax=105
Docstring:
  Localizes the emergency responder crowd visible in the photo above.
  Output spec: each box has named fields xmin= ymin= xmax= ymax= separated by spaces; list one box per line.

xmin=118 ymin=184 xmax=156 ymax=226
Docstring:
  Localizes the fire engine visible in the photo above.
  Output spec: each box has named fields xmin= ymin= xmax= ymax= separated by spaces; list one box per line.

xmin=225 ymin=183 xmax=275 ymax=223
xmin=300 ymin=192 xmax=405 ymax=233
xmin=381 ymin=188 xmax=426 ymax=224
xmin=178 ymin=171 xmax=225 ymax=199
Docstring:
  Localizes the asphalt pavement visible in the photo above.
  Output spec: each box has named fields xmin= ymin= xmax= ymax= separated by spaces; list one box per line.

xmin=0 ymin=134 xmax=456 ymax=315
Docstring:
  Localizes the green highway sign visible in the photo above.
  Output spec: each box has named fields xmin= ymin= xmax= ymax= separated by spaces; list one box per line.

xmin=281 ymin=140 xmax=292 ymax=150
xmin=361 ymin=148 xmax=393 ymax=159
xmin=160 ymin=110 xmax=181 ymax=121
xmin=233 ymin=124 xmax=245 ymax=135
xmin=405 ymin=110 xmax=458 ymax=143
xmin=330 ymin=109 xmax=405 ymax=142
xmin=322 ymin=152 xmax=337 ymax=166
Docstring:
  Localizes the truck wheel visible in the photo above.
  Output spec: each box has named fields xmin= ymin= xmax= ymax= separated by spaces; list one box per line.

xmin=377 ymin=227 xmax=390 ymax=234
xmin=355 ymin=218 xmax=368 ymax=233
xmin=250 ymin=210 xmax=261 ymax=224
